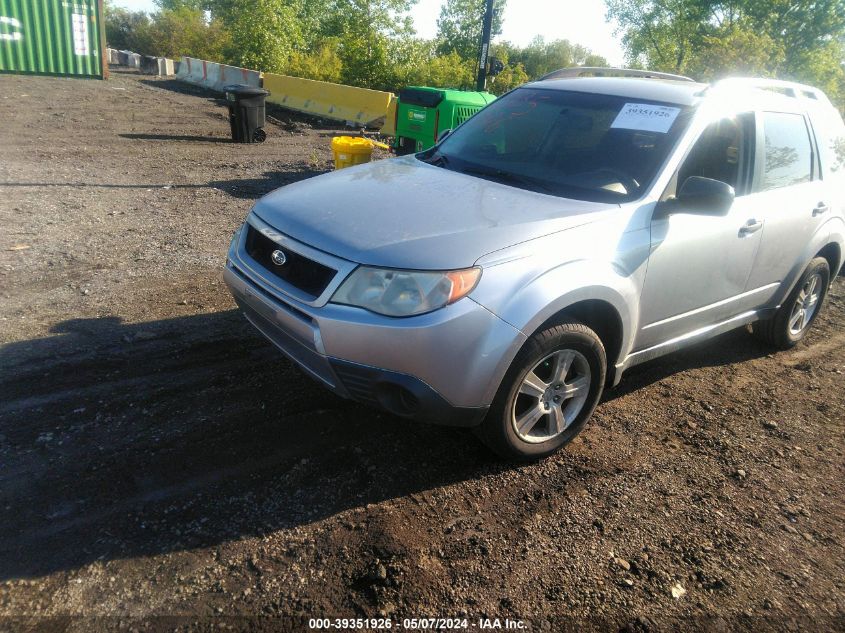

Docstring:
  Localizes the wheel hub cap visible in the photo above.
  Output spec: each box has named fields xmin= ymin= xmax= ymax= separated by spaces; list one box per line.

xmin=511 ymin=349 xmax=592 ymax=444
xmin=789 ymin=273 xmax=822 ymax=336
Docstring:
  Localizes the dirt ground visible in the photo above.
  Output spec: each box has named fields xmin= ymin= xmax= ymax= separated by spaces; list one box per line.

xmin=1 ymin=70 xmax=843 ymax=632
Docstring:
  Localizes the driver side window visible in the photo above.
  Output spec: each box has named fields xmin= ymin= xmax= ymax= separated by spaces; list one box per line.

xmin=664 ymin=113 xmax=754 ymax=199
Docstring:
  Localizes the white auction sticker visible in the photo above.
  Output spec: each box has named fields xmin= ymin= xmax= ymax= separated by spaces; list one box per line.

xmin=611 ymin=102 xmax=681 ymax=133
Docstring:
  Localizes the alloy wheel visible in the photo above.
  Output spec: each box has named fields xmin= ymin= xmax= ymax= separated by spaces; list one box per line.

xmin=788 ymin=272 xmax=823 ymax=336
xmin=511 ymin=349 xmax=592 ymax=443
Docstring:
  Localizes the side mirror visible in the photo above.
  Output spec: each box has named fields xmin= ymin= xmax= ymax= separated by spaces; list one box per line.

xmin=657 ymin=176 xmax=735 ymax=217
xmin=437 ymin=129 xmax=452 ymax=143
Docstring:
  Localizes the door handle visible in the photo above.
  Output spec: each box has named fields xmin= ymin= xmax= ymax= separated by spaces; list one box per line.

xmin=813 ymin=202 xmax=829 ymax=217
xmin=739 ymin=219 xmax=763 ymax=235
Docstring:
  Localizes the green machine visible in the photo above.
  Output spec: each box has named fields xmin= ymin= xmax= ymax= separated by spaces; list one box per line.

xmin=393 ymin=86 xmax=497 ymax=154
xmin=391 ymin=0 xmax=502 ymax=154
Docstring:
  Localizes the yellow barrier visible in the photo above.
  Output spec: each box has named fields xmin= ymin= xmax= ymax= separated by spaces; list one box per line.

xmin=380 ymin=95 xmax=398 ymax=136
xmin=263 ymin=73 xmax=396 ymax=128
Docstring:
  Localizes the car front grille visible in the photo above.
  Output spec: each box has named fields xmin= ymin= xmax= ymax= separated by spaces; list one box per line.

xmin=244 ymin=225 xmax=337 ymax=299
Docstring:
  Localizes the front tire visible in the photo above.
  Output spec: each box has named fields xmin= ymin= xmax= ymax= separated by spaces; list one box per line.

xmin=477 ymin=322 xmax=606 ymax=461
xmin=751 ymin=257 xmax=830 ymax=349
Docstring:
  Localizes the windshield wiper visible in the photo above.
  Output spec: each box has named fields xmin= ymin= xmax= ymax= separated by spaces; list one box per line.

xmin=459 ymin=165 xmax=551 ymax=193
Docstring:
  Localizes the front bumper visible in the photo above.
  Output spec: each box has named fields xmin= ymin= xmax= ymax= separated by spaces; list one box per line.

xmin=224 ymin=230 xmax=525 ymax=426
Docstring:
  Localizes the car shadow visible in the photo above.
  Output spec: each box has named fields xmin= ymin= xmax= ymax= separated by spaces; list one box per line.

xmin=209 ymin=168 xmax=330 ymax=199
xmin=0 ymin=310 xmax=504 ymax=581
xmin=602 ymin=328 xmax=772 ymax=402
xmin=0 ymin=169 xmax=327 ymax=196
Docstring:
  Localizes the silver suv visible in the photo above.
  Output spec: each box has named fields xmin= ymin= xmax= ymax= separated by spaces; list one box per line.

xmin=225 ymin=70 xmax=845 ymax=460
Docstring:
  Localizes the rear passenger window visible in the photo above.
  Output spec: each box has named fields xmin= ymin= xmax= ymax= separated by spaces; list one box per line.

xmin=761 ymin=112 xmax=813 ymax=190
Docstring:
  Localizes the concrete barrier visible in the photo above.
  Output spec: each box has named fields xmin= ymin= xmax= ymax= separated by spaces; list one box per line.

xmin=107 ymin=48 xmax=120 ymax=65
xmin=176 ymin=56 xmax=190 ymax=79
xmin=263 ymin=73 xmax=395 ymax=128
xmin=204 ymin=61 xmax=221 ymax=90
xmin=176 ymin=57 xmax=261 ymax=92
xmin=117 ymin=51 xmax=141 ymax=68
xmin=158 ymin=58 xmax=175 ymax=77
xmin=216 ymin=63 xmax=261 ymax=90
xmin=140 ymin=55 xmax=158 ymax=74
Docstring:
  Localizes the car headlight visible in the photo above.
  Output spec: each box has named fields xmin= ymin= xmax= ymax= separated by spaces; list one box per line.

xmin=331 ymin=266 xmax=482 ymax=317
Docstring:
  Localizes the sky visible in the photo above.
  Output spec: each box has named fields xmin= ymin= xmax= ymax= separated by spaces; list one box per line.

xmin=112 ymin=0 xmax=625 ymax=65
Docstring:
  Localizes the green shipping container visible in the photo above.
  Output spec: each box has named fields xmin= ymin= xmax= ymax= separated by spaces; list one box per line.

xmin=0 ymin=0 xmax=106 ymax=78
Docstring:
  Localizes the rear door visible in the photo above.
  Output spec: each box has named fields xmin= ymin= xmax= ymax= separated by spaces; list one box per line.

xmin=742 ymin=110 xmax=827 ymax=298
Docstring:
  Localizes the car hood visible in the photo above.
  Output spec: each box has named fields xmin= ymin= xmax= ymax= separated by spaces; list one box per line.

xmin=251 ymin=155 xmax=618 ymax=269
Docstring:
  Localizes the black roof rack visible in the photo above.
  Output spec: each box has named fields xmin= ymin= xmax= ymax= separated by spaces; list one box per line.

xmin=539 ymin=67 xmax=696 ymax=83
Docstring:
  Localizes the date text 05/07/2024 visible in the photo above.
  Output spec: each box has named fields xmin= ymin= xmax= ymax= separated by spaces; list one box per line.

xmin=308 ymin=617 xmax=527 ymax=629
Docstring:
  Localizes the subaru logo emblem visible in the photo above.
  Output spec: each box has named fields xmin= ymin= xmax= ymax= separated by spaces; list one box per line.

xmin=270 ymin=249 xmax=287 ymax=266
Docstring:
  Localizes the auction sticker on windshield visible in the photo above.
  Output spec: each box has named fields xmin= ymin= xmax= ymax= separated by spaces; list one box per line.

xmin=611 ymin=102 xmax=681 ymax=133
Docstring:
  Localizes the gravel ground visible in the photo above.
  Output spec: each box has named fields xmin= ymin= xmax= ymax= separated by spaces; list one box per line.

xmin=1 ymin=70 xmax=844 ymax=632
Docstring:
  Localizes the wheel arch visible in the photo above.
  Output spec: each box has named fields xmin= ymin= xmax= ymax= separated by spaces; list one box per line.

xmin=816 ymin=241 xmax=842 ymax=278
xmin=534 ymin=299 xmax=625 ymax=386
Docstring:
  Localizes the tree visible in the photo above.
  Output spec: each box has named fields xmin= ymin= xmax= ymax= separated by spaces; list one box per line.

xmin=605 ymin=0 xmax=845 ymax=108
xmin=104 ymin=2 xmax=152 ymax=51
xmin=286 ymin=39 xmax=344 ymax=82
xmin=436 ymin=0 xmax=506 ymax=60
xmin=144 ymin=7 xmax=231 ymax=60
xmin=211 ymin=0 xmax=305 ymax=73
xmin=320 ymin=0 xmax=418 ymax=90
xmin=154 ymin=0 xmax=207 ymax=9
xmin=605 ymin=0 xmax=709 ymax=73
xmin=685 ymin=22 xmax=783 ymax=80
xmin=503 ymin=36 xmax=609 ymax=79
xmin=485 ymin=45 xmax=528 ymax=94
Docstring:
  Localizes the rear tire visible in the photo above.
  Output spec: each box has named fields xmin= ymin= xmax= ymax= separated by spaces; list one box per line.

xmin=476 ymin=322 xmax=606 ymax=461
xmin=751 ymin=257 xmax=830 ymax=349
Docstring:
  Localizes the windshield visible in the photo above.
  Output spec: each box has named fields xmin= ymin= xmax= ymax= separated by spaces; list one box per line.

xmin=420 ymin=87 xmax=693 ymax=203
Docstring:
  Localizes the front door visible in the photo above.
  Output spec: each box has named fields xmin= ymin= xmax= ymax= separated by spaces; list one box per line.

xmin=636 ymin=113 xmax=762 ymax=350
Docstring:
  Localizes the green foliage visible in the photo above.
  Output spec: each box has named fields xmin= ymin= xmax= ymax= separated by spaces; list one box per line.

xmin=104 ymin=2 xmax=152 ymax=52
xmin=436 ymin=0 xmax=506 ymax=60
xmin=685 ymin=22 xmax=783 ymax=80
xmin=286 ymin=39 xmax=344 ymax=83
xmin=105 ymin=0 xmax=609 ymax=103
xmin=424 ymin=50 xmax=477 ymax=89
xmin=317 ymin=0 xmax=418 ymax=91
xmin=606 ymin=0 xmax=845 ymax=108
xmin=145 ymin=8 xmax=231 ymax=60
xmin=485 ymin=44 xmax=527 ymax=93
xmin=498 ymin=37 xmax=608 ymax=79
xmin=154 ymin=0 xmax=208 ymax=10
xmin=212 ymin=0 xmax=304 ymax=73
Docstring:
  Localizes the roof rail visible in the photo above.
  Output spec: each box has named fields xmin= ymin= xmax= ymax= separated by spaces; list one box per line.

xmin=710 ymin=77 xmax=831 ymax=104
xmin=539 ymin=66 xmax=696 ymax=83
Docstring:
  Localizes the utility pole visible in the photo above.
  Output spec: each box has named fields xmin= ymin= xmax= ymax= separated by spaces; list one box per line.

xmin=476 ymin=0 xmax=495 ymax=92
